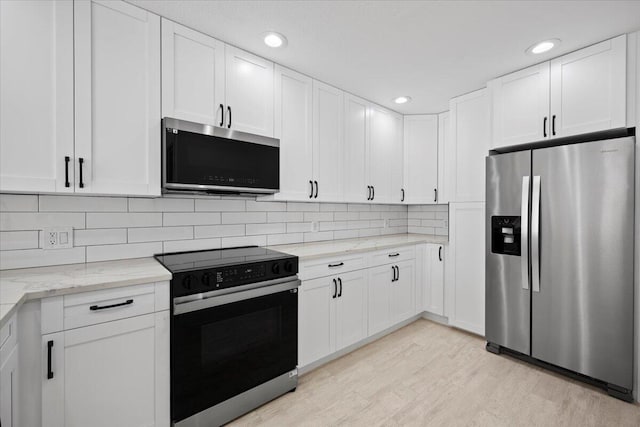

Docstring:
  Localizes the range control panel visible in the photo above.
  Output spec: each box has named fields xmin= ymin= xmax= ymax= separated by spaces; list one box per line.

xmin=491 ymin=216 xmax=521 ymax=256
xmin=172 ymin=258 xmax=298 ymax=298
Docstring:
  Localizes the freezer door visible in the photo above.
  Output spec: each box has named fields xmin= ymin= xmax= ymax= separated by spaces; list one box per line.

xmin=531 ymin=136 xmax=635 ymax=389
xmin=486 ymin=150 xmax=531 ymax=355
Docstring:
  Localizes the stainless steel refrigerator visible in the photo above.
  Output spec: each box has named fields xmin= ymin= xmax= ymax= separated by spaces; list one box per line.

xmin=485 ymin=134 xmax=635 ymax=400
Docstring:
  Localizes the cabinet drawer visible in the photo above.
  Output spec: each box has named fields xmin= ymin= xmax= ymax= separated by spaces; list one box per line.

xmin=63 ymin=283 xmax=156 ymax=330
xmin=370 ymin=246 xmax=415 ymax=266
xmin=300 ymin=254 xmax=367 ymax=280
xmin=0 ymin=313 xmax=17 ymax=365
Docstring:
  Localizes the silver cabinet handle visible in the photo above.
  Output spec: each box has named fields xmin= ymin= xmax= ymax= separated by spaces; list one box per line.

xmin=521 ymin=176 xmax=530 ymax=290
xmin=531 ymin=176 xmax=541 ymax=293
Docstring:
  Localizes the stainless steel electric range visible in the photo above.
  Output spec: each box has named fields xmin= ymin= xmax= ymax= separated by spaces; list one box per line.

xmin=155 ymin=246 xmax=299 ymax=427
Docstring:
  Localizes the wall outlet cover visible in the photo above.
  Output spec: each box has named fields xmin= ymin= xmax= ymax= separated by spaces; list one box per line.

xmin=42 ymin=226 xmax=73 ymax=250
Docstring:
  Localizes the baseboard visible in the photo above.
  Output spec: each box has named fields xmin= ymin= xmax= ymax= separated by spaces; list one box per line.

xmin=421 ymin=311 xmax=448 ymax=325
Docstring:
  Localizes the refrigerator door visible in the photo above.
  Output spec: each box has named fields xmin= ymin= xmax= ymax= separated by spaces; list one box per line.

xmin=531 ymin=136 xmax=635 ymax=389
xmin=486 ymin=150 xmax=531 ymax=355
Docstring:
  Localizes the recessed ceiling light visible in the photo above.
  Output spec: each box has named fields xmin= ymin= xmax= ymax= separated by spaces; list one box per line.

xmin=263 ymin=32 xmax=287 ymax=48
xmin=526 ymin=39 xmax=561 ymax=55
xmin=394 ymin=96 xmax=412 ymax=104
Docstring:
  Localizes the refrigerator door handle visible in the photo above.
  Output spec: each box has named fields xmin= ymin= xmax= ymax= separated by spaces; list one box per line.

xmin=521 ymin=176 xmax=530 ymax=290
xmin=531 ymin=176 xmax=541 ymax=293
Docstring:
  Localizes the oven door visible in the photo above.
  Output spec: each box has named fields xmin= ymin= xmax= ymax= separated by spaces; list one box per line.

xmin=171 ymin=281 xmax=298 ymax=423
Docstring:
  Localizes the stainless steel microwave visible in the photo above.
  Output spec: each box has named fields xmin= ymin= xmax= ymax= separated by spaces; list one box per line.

xmin=162 ymin=118 xmax=280 ymax=195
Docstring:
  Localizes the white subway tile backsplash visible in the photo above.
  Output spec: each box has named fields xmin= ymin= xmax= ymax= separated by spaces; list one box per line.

xmin=0 ymin=194 xmax=38 ymax=212
xmin=163 ymin=212 xmax=221 ymax=226
xmin=128 ymin=226 xmax=193 ymax=243
xmin=0 ymin=231 xmax=40 ymax=250
xmin=129 ymin=197 xmax=194 ymax=212
xmin=303 ymin=212 xmax=334 ymax=222
xmin=0 ymin=212 xmax=85 ymax=231
xmin=266 ymin=233 xmax=303 ymax=246
xmin=39 ymin=195 xmax=127 ymax=212
xmin=74 ymin=229 xmax=127 ymax=246
xmin=245 ymin=200 xmax=286 ymax=212
xmin=194 ymin=224 xmax=245 ymax=239
xmin=245 ymin=223 xmax=286 ymax=236
xmin=86 ymin=242 xmax=162 ymax=263
xmin=221 ymin=235 xmax=267 ymax=248
xmin=162 ymin=238 xmax=221 ymax=253
xmin=86 ymin=213 xmax=161 ymax=229
xmin=0 ymin=247 xmax=85 ymax=269
xmin=267 ymin=212 xmax=303 ymax=223
xmin=0 ymin=193 xmax=442 ymax=270
xmin=196 ymin=199 xmax=246 ymax=212
xmin=286 ymin=202 xmax=319 ymax=212
xmin=221 ymin=212 xmax=266 ymax=224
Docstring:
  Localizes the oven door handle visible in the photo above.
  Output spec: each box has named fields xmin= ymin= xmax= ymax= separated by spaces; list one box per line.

xmin=173 ymin=278 xmax=301 ymax=315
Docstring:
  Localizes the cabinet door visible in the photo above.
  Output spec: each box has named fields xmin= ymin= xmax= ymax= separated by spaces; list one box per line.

xmin=369 ymin=105 xmax=402 ymax=203
xmin=299 ymin=277 xmax=336 ymax=367
xmin=225 ymin=45 xmax=274 ymax=137
xmin=446 ymin=202 xmax=485 ymax=336
xmin=391 ymin=260 xmax=415 ymax=323
xmin=0 ymin=345 xmax=18 ymax=427
xmin=490 ymin=62 xmax=550 ymax=148
xmin=368 ymin=265 xmax=393 ymax=335
xmin=274 ymin=66 xmax=313 ymax=200
xmin=74 ymin=0 xmax=161 ymax=196
xmin=0 ymin=0 xmax=74 ymax=193
xmin=424 ymin=244 xmax=445 ymax=316
xmin=448 ymin=89 xmax=490 ymax=203
xmin=390 ymin=115 xmax=404 ymax=204
xmin=437 ymin=112 xmax=450 ymax=204
xmin=312 ymin=80 xmax=344 ymax=202
xmin=403 ymin=115 xmax=438 ymax=204
xmin=335 ymin=270 xmax=368 ymax=350
xmin=43 ymin=313 xmax=167 ymax=427
xmin=161 ymin=19 xmax=225 ymax=126
xmin=550 ymin=35 xmax=626 ymax=138
xmin=343 ymin=93 xmax=370 ymax=202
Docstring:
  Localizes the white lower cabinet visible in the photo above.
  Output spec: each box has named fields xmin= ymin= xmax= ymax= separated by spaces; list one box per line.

xmin=0 ymin=314 xmax=19 ymax=427
xmin=299 ymin=270 xmax=367 ymax=367
xmin=424 ymin=244 xmax=445 ymax=316
xmin=41 ymin=283 xmax=170 ymax=427
xmin=446 ymin=202 xmax=485 ymax=336
xmin=368 ymin=260 xmax=415 ymax=336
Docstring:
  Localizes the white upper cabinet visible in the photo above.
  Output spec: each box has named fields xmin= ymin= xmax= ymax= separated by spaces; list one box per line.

xmin=403 ymin=115 xmax=439 ymax=204
xmin=490 ymin=35 xmax=627 ymax=149
xmin=312 ymin=81 xmax=344 ymax=201
xmin=343 ymin=93 xmax=370 ymax=203
xmin=490 ymin=62 xmax=550 ymax=148
xmin=225 ymin=45 xmax=274 ymax=137
xmin=448 ymin=88 xmax=490 ymax=203
xmin=161 ymin=19 xmax=225 ymax=126
xmin=74 ymin=0 xmax=161 ymax=196
xmin=0 ymin=0 xmax=74 ymax=194
xmin=368 ymin=105 xmax=403 ymax=203
xmin=274 ymin=66 xmax=314 ymax=200
xmin=437 ymin=112 xmax=450 ymax=204
xmin=550 ymin=35 xmax=626 ymax=138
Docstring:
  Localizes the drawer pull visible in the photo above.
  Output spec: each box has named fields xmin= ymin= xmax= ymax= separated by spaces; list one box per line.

xmin=90 ymin=299 xmax=134 ymax=311
xmin=328 ymin=262 xmax=344 ymax=268
xmin=388 ymin=253 xmax=400 ymax=258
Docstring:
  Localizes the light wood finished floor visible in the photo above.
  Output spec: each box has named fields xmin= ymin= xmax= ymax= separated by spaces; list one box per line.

xmin=230 ymin=319 xmax=640 ymax=426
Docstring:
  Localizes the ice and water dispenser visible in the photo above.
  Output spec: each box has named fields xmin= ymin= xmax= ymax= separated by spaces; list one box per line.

xmin=491 ymin=216 xmax=521 ymax=256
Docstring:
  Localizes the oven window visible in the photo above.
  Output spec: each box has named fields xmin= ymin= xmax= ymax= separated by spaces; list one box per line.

xmin=165 ymin=128 xmax=279 ymax=190
xmin=171 ymin=288 xmax=297 ymax=423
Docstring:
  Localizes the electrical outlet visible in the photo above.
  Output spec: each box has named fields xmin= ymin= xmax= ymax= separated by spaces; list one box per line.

xmin=384 ymin=219 xmax=389 ymax=228
xmin=311 ymin=221 xmax=319 ymax=232
xmin=42 ymin=227 xmax=73 ymax=250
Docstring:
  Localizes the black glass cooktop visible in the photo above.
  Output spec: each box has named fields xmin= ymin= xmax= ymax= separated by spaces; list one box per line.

xmin=154 ymin=246 xmax=295 ymax=273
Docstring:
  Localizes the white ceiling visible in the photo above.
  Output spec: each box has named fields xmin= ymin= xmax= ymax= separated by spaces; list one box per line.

xmin=128 ymin=0 xmax=640 ymax=114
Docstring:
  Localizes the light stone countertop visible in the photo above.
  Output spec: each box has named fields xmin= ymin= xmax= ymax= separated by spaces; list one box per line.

xmin=269 ymin=233 xmax=448 ymax=261
xmin=0 ymin=257 xmax=172 ymax=328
